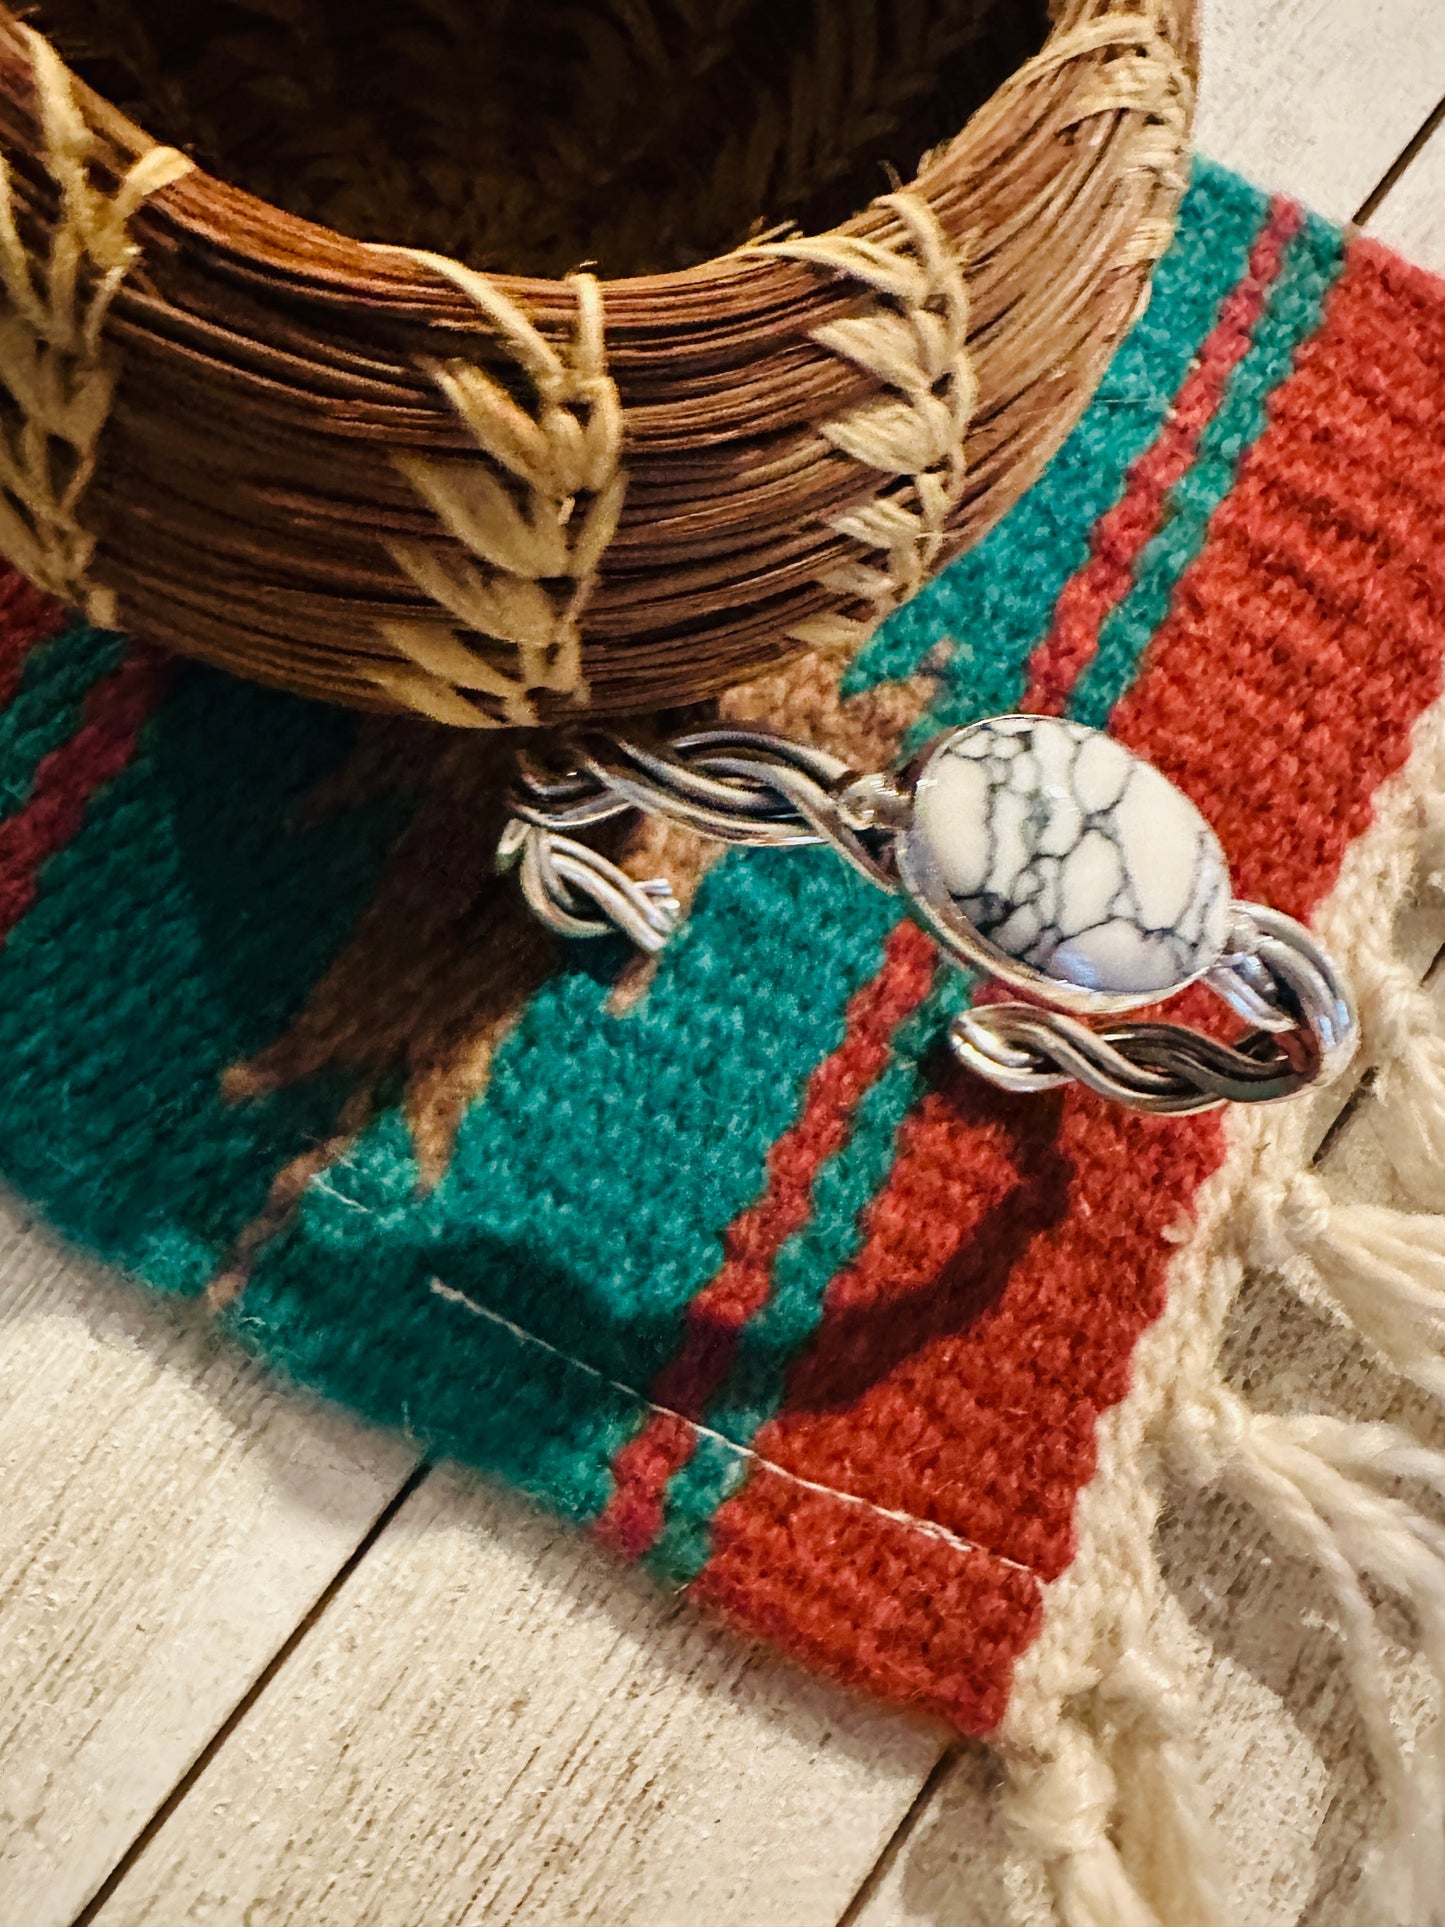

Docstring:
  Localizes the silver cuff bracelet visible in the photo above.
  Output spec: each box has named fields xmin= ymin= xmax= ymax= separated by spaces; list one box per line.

xmin=498 ymin=715 xmax=1357 ymax=1116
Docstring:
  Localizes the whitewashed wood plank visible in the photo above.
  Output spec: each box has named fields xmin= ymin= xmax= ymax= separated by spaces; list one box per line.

xmin=77 ymin=922 xmax=1445 ymax=1927
xmin=1371 ymin=115 xmax=1445 ymax=273
xmin=845 ymin=57 xmax=1445 ymax=1918
xmin=89 ymin=1462 xmax=942 ymax=1927
xmin=0 ymin=1199 xmax=417 ymax=1927
xmin=1195 ymin=0 xmax=1445 ymax=220
xmin=849 ymin=909 xmax=1445 ymax=1927
xmin=4 ymin=10 xmax=1440 ymax=1927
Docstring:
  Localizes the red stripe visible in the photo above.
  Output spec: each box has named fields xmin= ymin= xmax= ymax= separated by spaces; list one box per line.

xmin=0 ymin=569 xmax=69 ymax=710
xmin=692 ymin=240 xmax=1445 ymax=1733
xmin=694 ymin=1469 xmax=1041 ymax=1736
xmin=1020 ymin=196 xmax=1302 ymax=716
xmin=593 ymin=1410 xmax=697 ymax=1561
xmin=737 ymin=1046 xmax=1221 ymax=1575
xmin=597 ymin=200 xmax=1309 ymax=1568
xmin=0 ymin=648 xmax=170 ymax=940
xmin=594 ymin=917 xmax=939 ymax=1559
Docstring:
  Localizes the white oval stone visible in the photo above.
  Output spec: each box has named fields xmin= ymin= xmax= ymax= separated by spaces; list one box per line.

xmin=903 ymin=716 xmax=1233 ymax=1000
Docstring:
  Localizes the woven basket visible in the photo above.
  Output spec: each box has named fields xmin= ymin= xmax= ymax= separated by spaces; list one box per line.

xmin=0 ymin=1 xmax=1196 ymax=729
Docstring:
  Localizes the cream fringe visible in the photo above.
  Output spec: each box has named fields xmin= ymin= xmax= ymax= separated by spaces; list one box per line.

xmin=0 ymin=27 xmax=190 ymax=627
xmin=999 ymin=692 xmax=1445 ymax=1927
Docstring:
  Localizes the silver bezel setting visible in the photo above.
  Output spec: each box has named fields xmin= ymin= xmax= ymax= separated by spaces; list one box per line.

xmin=892 ymin=718 xmax=1236 ymax=1018
xmin=499 ymin=716 xmax=1356 ymax=1114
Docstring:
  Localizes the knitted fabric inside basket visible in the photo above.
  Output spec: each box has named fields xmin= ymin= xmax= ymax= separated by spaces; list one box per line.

xmin=3 ymin=157 xmax=1445 ymax=1917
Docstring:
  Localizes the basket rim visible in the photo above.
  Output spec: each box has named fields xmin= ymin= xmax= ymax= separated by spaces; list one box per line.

xmin=2 ymin=0 xmax=1198 ymax=318
xmin=0 ymin=0 xmax=1201 ymax=729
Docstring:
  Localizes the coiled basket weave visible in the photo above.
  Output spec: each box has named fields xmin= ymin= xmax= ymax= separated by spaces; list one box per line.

xmin=0 ymin=1 xmax=1196 ymax=728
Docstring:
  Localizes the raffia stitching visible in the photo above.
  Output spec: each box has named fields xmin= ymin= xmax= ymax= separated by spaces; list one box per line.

xmin=0 ymin=26 xmax=191 ymax=626
xmin=376 ymin=262 xmax=627 ymax=729
xmin=740 ymin=7 xmax=1192 ymax=670
xmin=964 ymin=7 xmax=1193 ymax=293
xmin=752 ymin=189 xmax=976 ymax=660
xmin=1064 ymin=13 xmax=1194 ymax=269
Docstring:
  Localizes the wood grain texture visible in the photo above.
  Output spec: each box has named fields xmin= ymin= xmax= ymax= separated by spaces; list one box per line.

xmin=90 ymin=1464 xmax=942 ymax=1927
xmin=83 ymin=926 xmax=1445 ymax=1927
xmin=1372 ymin=115 xmax=1445 ymax=272
xmin=852 ymin=958 xmax=1445 ymax=1927
xmin=0 ymin=1199 xmax=417 ymax=1926
xmin=1 ymin=6 xmax=1442 ymax=1924
xmin=1193 ymin=0 xmax=1445 ymax=221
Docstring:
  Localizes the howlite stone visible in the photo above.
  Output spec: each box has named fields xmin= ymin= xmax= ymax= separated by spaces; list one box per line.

xmin=903 ymin=716 xmax=1233 ymax=1000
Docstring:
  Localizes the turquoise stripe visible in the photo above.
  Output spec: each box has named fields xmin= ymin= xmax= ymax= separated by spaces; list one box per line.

xmin=0 ymin=660 xmax=405 ymax=1293
xmin=235 ymin=841 xmax=904 ymax=1507
xmin=712 ymin=975 xmax=969 ymax=1443
xmin=0 ymin=623 xmax=123 ymax=815
xmin=429 ymin=844 xmax=902 ymax=1394
xmin=233 ymin=163 xmax=1300 ymax=1552
xmin=845 ymin=157 xmax=1273 ymax=739
xmin=1071 ymin=209 xmax=1347 ymax=728
xmin=647 ymin=1431 xmax=750 ymax=1588
xmin=648 ymin=974 xmax=969 ymax=1587
xmin=233 ymin=1107 xmax=654 ymax=1527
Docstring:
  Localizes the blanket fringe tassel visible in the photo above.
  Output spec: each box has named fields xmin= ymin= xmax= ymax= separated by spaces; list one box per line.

xmin=1000 ymin=787 xmax=1445 ymax=1926
xmin=1002 ymin=1599 xmax=1227 ymax=1926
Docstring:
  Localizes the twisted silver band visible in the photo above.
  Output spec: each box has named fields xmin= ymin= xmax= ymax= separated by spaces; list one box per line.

xmin=499 ymin=726 xmax=1357 ymax=1115
xmin=501 ymin=729 xmax=899 ymax=921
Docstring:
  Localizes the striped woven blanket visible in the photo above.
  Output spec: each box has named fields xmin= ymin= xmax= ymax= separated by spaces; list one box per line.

xmin=3 ymin=158 xmax=1444 ymax=1919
